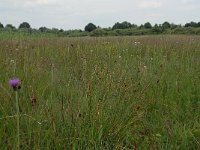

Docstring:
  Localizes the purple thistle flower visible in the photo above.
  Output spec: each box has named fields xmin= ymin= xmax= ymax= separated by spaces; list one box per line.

xmin=9 ymin=79 xmax=21 ymax=90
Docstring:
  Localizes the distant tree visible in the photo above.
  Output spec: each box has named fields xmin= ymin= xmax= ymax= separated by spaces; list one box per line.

xmin=198 ymin=22 xmax=200 ymax=27
xmin=191 ymin=22 xmax=198 ymax=27
xmin=132 ymin=23 xmax=137 ymax=28
xmin=162 ymin=21 xmax=171 ymax=29
xmin=144 ymin=22 xmax=152 ymax=29
xmin=185 ymin=21 xmax=198 ymax=27
xmin=121 ymin=21 xmax=132 ymax=28
xmin=51 ymin=28 xmax=59 ymax=33
xmin=19 ymin=22 xmax=31 ymax=29
xmin=154 ymin=24 xmax=158 ymax=28
xmin=139 ymin=24 xmax=144 ymax=29
xmin=0 ymin=22 xmax=4 ymax=28
xmin=5 ymin=24 xmax=16 ymax=29
xmin=112 ymin=22 xmax=120 ymax=29
xmin=84 ymin=23 xmax=97 ymax=32
xmin=185 ymin=23 xmax=191 ymax=27
xmin=170 ymin=23 xmax=178 ymax=29
xmin=112 ymin=21 xmax=132 ymax=29
xmin=152 ymin=24 xmax=162 ymax=34
xmin=59 ymin=29 xmax=64 ymax=32
xmin=191 ymin=21 xmax=198 ymax=27
xmin=39 ymin=27 xmax=49 ymax=32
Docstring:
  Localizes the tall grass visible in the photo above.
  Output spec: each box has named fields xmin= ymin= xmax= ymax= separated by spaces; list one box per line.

xmin=0 ymin=35 xmax=200 ymax=149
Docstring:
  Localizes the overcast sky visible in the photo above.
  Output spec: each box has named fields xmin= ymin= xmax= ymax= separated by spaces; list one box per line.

xmin=0 ymin=0 xmax=200 ymax=30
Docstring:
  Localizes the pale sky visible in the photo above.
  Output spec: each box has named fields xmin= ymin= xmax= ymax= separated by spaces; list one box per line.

xmin=0 ymin=0 xmax=200 ymax=30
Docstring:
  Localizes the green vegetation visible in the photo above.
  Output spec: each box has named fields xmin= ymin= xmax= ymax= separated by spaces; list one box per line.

xmin=85 ymin=23 xmax=97 ymax=32
xmin=1 ymin=21 xmax=200 ymax=37
xmin=0 ymin=35 xmax=200 ymax=149
xmin=19 ymin=22 xmax=31 ymax=29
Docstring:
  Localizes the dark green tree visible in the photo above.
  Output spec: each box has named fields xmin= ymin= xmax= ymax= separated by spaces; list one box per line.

xmin=132 ymin=23 xmax=137 ymax=28
xmin=170 ymin=23 xmax=178 ymax=29
xmin=19 ymin=22 xmax=31 ymax=29
xmin=84 ymin=23 xmax=97 ymax=32
xmin=162 ymin=21 xmax=171 ymax=29
xmin=51 ymin=28 xmax=59 ymax=33
xmin=185 ymin=23 xmax=191 ymax=27
xmin=112 ymin=21 xmax=132 ymax=29
xmin=144 ymin=22 xmax=152 ymax=29
xmin=39 ymin=27 xmax=49 ymax=32
xmin=185 ymin=22 xmax=198 ymax=27
xmin=121 ymin=21 xmax=132 ymax=28
xmin=191 ymin=22 xmax=198 ymax=27
xmin=152 ymin=24 xmax=162 ymax=34
xmin=198 ymin=22 xmax=200 ymax=27
xmin=5 ymin=24 xmax=16 ymax=29
xmin=0 ymin=22 xmax=4 ymax=28
xmin=139 ymin=24 xmax=144 ymax=29
xmin=59 ymin=29 xmax=64 ymax=32
xmin=112 ymin=22 xmax=120 ymax=29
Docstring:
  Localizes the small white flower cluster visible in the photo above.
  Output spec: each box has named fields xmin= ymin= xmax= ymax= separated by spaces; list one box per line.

xmin=134 ymin=41 xmax=141 ymax=45
xmin=10 ymin=60 xmax=15 ymax=63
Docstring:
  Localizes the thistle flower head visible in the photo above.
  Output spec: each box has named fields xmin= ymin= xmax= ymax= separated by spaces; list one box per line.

xmin=9 ymin=79 xmax=21 ymax=91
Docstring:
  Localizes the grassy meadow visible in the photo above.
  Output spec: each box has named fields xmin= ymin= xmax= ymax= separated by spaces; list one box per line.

xmin=0 ymin=35 xmax=200 ymax=149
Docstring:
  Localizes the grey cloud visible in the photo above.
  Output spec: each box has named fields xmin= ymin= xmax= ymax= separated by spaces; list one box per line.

xmin=0 ymin=0 xmax=199 ymax=29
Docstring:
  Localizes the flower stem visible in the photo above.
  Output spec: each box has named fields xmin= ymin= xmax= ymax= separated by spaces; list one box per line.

xmin=15 ymin=91 xmax=20 ymax=149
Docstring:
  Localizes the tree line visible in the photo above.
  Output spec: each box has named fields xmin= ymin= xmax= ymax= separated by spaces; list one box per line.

xmin=1 ymin=21 xmax=200 ymax=37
